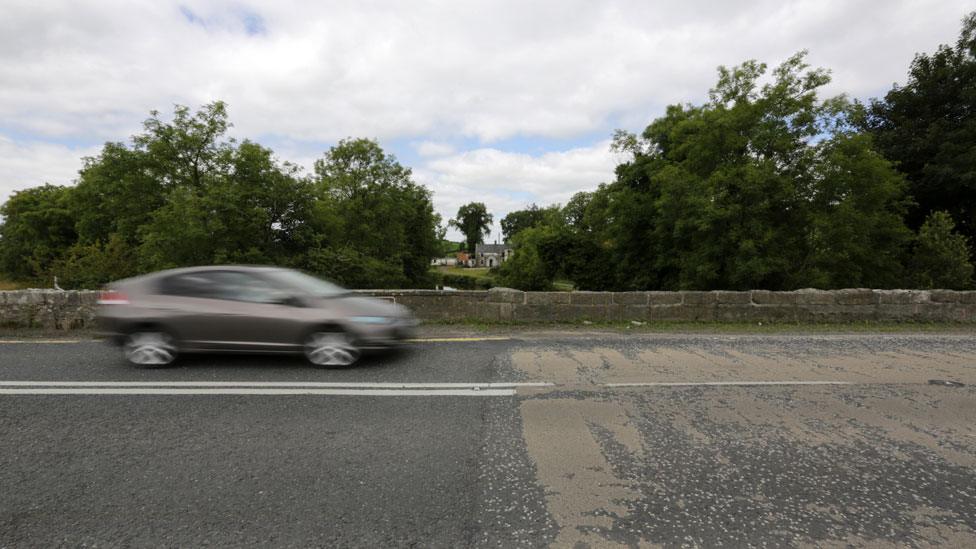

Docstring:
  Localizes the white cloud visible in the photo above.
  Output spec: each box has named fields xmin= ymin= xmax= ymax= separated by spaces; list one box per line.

xmin=415 ymin=141 xmax=456 ymax=158
xmin=0 ymin=137 xmax=98 ymax=206
xmin=1 ymin=0 xmax=971 ymax=144
xmin=415 ymin=140 xmax=619 ymax=240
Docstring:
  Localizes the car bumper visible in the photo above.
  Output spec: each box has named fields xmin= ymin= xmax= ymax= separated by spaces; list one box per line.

xmin=353 ymin=318 xmax=418 ymax=349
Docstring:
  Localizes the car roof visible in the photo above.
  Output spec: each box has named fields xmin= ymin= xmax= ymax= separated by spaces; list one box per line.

xmin=112 ymin=265 xmax=286 ymax=288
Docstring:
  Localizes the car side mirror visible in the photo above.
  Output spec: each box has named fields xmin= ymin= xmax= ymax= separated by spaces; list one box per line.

xmin=282 ymin=294 xmax=306 ymax=307
xmin=268 ymin=292 xmax=304 ymax=307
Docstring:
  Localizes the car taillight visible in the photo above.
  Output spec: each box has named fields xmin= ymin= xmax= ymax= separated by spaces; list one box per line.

xmin=97 ymin=290 xmax=130 ymax=305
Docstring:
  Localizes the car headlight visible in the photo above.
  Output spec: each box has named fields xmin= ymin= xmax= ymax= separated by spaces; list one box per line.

xmin=350 ymin=316 xmax=393 ymax=324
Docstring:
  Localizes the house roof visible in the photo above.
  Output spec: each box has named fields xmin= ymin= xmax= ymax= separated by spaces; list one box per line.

xmin=475 ymin=243 xmax=510 ymax=254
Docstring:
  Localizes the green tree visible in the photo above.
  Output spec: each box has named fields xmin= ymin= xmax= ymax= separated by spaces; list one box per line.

xmin=137 ymin=141 xmax=313 ymax=270
xmin=0 ymin=185 xmax=77 ymax=282
xmin=604 ymin=52 xmax=911 ymax=290
xmin=69 ymin=142 xmax=162 ymax=246
xmin=134 ymin=101 xmax=234 ymax=189
xmin=311 ymin=138 xmax=440 ymax=287
xmin=864 ymin=12 xmax=976 ymax=254
xmin=449 ymin=202 xmax=493 ymax=253
xmin=501 ymin=204 xmax=547 ymax=242
xmin=911 ymin=211 xmax=974 ymax=289
xmin=496 ymin=226 xmax=554 ymax=290
xmin=48 ymin=233 xmax=139 ymax=290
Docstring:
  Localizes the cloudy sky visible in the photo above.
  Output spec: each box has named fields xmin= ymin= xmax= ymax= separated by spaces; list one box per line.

xmin=1 ymin=1 xmax=971 ymax=240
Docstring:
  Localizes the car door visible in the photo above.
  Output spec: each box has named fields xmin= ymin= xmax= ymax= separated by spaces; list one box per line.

xmin=197 ymin=270 xmax=306 ymax=350
xmin=156 ymin=270 xmax=306 ymax=351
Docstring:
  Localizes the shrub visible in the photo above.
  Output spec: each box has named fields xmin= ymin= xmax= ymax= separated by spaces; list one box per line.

xmin=911 ymin=211 xmax=974 ymax=289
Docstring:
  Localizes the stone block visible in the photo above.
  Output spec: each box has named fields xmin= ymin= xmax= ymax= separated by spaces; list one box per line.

xmin=797 ymin=305 xmax=878 ymax=322
xmin=554 ymin=305 xmax=609 ymax=322
xmin=714 ymin=305 xmax=758 ymax=321
xmin=794 ymin=289 xmax=836 ymax=305
xmin=609 ymin=305 xmax=650 ymax=321
xmin=649 ymin=304 xmax=714 ymax=321
xmin=644 ymin=305 xmax=682 ymax=321
xmin=680 ymin=292 xmax=716 ymax=305
xmin=647 ymin=292 xmax=682 ymax=305
xmin=750 ymin=290 xmax=797 ymax=305
xmin=834 ymin=289 xmax=877 ymax=306
xmin=487 ymin=288 xmax=525 ymax=304
xmin=569 ymin=292 xmax=612 ymax=305
xmin=513 ymin=305 xmax=552 ymax=322
xmin=612 ymin=292 xmax=649 ymax=306
xmin=875 ymin=290 xmax=929 ymax=305
xmin=928 ymin=290 xmax=976 ymax=304
xmin=749 ymin=305 xmax=798 ymax=322
xmin=525 ymin=292 xmax=570 ymax=305
xmin=714 ymin=291 xmax=751 ymax=304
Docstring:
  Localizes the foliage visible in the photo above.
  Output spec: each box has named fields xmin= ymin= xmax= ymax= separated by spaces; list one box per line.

xmin=312 ymin=138 xmax=440 ymax=287
xmin=449 ymin=202 xmax=493 ymax=253
xmin=439 ymin=239 xmax=462 ymax=256
xmin=438 ymin=272 xmax=494 ymax=290
xmin=598 ymin=52 xmax=911 ymax=290
xmin=0 ymin=104 xmax=440 ymax=289
xmin=863 ymin=12 xmax=976 ymax=255
xmin=496 ymin=227 xmax=555 ymax=290
xmin=48 ymin=234 xmax=139 ymax=290
xmin=500 ymin=204 xmax=545 ymax=242
xmin=0 ymin=185 xmax=77 ymax=283
xmin=302 ymin=246 xmax=409 ymax=289
xmin=911 ymin=211 xmax=974 ymax=289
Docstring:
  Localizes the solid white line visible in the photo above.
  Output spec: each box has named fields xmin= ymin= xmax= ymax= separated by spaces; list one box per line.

xmin=0 ymin=381 xmax=553 ymax=389
xmin=407 ymin=337 xmax=512 ymax=342
xmin=0 ymin=388 xmax=516 ymax=396
xmin=0 ymin=340 xmax=82 ymax=344
xmin=605 ymin=381 xmax=855 ymax=387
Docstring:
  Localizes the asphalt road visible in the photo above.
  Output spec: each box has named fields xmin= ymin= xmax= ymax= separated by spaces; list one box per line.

xmin=1 ymin=331 xmax=975 ymax=547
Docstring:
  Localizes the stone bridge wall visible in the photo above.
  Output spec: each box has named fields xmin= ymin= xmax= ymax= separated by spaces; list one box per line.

xmin=4 ymin=288 xmax=974 ymax=330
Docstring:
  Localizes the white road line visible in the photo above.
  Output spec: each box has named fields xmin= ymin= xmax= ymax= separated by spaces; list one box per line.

xmin=407 ymin=337 xmax=512 ymax=342
xmin=0 ymin=388 xmax=515 ymax=396
xmin=0 ymin=340 xmax=82 ymax=344
xmin=605 ymin=381 xmax=855 ymax=387
xmin=0 ymin=381 xmax=553 ymax=388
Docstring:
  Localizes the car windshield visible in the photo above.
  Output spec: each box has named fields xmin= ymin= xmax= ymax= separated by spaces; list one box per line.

xmin=264 ymin=270 xmax=349 ymax=297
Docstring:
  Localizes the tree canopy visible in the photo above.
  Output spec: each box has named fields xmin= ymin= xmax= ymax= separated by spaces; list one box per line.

xmin=863 ymin=12 xmax=976 ymax=255
xmin=449 ymin=202 xmax=493 ymax=253
xmin=4 ymin=14 xmax=976 ymax=293
xmin=0 ymin=103 xmax=441 ymax=289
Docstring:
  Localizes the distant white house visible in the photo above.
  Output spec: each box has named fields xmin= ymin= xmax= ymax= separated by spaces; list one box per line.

xmin=474 ymin=243 xmax=512 ymax=268
xmin=431 ymin=257 xmax=458 ymax=266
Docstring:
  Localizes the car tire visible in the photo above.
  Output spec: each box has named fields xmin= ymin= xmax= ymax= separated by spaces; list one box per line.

xmin=123 ymin=330 xmax=178 ymax=368
xmin=304 ymin=329 xmax=360 ymax=367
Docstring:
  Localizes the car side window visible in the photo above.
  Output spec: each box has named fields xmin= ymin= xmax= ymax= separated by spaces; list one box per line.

xmin=159 ymin=273 xmax=221 ymax=298
xmin=159 ymin=271 xmax=284 ymax=303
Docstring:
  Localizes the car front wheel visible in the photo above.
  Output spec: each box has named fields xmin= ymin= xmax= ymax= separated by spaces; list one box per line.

xmin=123 ymin=331 xmax=178 ymax=367
xmin=304 ymin=331 xmax=360 ymax=367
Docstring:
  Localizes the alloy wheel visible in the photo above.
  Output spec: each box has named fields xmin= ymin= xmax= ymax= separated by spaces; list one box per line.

xmin=123 ymin=331 xmax=177 ymax=367
xmin=304 ymin=331 xmax=360 ymax=367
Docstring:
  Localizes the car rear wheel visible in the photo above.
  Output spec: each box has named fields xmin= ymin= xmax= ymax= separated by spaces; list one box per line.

xmin=304 ymin=330 xmax=360 ymax=367
xmin=123 ymin=331 xmax=178 ymax=367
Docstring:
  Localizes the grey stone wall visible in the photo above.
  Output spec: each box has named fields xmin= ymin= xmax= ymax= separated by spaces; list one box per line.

xmin=358 ymin=288 xmax=976 ymax=323
xmin=2 ymin=288 xmax=976 ymax=331
xmin=0 ymin=290 xmax=101 ymax=329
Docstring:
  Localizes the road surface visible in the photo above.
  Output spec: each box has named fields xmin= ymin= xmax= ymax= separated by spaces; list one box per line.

xmin=1 ymin=330 xmax=975 ymax=547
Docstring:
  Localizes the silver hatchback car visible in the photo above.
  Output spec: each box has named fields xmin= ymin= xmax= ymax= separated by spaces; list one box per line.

xmin=96 ymin=266 xmax=418 ymax=367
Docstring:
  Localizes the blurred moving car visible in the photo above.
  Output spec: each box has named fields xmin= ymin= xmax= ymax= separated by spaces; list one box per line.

xmin=96 ymin=266 xmax=418 ymax=367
